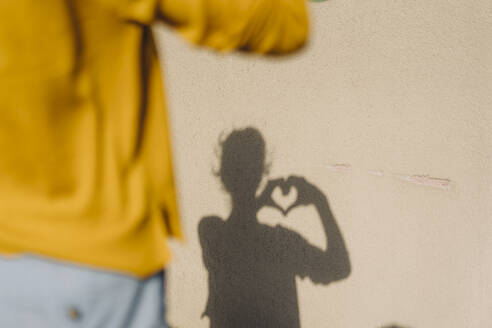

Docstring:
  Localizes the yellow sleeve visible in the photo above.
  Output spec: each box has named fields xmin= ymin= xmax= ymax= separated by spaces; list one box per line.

xmin=158 ymin=0 xmax=309 ymax=54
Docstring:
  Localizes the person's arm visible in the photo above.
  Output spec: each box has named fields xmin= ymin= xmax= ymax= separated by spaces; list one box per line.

xmin=286 ymin=176 xmax=351 ymax=284
xmin=158 ymin=0 xmax=309 ymax=54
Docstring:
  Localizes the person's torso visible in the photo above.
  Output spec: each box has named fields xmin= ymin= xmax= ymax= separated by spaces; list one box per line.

xmin=0 ymin=0 xmax=180 ymax=276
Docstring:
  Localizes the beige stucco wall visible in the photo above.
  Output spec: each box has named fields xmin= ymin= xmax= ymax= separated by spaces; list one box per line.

xmin=154 ymin=1 xmax=492 ymax=327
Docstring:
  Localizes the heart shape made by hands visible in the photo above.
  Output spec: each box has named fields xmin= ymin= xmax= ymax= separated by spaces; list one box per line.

xmin=271 ymin=185 xmax=298 ymax=215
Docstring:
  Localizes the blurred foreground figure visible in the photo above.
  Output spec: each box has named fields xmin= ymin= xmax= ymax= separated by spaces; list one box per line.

xmin=0 ymin=0 xmax=308 ymax=326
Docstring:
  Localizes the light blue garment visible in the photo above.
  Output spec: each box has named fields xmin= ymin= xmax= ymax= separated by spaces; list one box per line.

xmin=0 ymin=255 xmax=167 ymax=328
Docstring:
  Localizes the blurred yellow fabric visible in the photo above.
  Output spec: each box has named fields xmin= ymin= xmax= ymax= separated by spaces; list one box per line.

xmin=0 ymin=0 xmax=308 ymax=277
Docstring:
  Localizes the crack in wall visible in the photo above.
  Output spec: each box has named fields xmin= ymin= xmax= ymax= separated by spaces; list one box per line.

xmin=319 ymin=163 xmax=452 ymax=190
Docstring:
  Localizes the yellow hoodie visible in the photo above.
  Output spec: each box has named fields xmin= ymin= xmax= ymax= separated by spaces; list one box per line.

xmin=0 ymin=0 xmax=308 ymax=277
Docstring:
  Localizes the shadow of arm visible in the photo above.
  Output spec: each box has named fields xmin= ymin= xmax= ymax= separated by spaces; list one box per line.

xmin=285 ymin=177 xmax=351 ymax=284
xmin=292 ymin=187 xmax=351 ymax=285
xmin=308 ymin=197 xmax=351 ymax=284
xmin=198 ymin=216 xmax=223 ymax=270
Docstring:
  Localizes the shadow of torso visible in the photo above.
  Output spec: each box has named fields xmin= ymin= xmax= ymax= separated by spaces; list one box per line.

xmin=200 ymin=214 xmax=313 ymax=328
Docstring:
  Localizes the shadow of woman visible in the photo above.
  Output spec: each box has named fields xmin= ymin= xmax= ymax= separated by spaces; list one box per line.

xmin=199 ymin=127 xmax=351 ymax=328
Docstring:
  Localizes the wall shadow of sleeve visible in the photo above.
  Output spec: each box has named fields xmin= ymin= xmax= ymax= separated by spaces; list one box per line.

xmin=197 ymin=127 xmax=351 ymax=328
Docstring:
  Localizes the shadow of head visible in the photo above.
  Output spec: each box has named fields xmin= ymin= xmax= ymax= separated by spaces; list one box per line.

xmin=219 ymin=127 xmax=266 ymax=198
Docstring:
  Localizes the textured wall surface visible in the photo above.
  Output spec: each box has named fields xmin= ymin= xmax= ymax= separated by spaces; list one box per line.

xmin=154 ymin=1 xmax=492 ymax=327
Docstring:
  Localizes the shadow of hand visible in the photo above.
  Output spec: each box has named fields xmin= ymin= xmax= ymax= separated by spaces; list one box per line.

xmin=256 ymin=178 xmax=290 ymax=213
xmin=257 ymin=176 xmax=326 ymax=216
xmin=283 ymin=176 xmax=325 ymax=214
